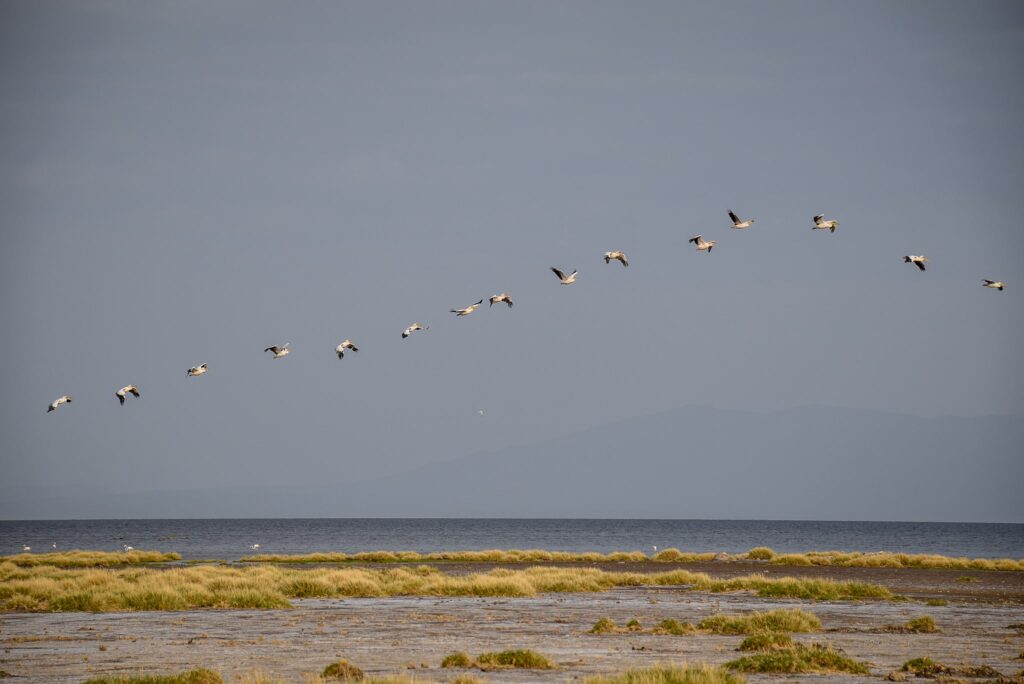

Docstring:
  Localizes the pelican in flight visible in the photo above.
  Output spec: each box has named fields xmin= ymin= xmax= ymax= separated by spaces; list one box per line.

xmin=115 ymin=385 xmax=140 ymax=406
xmin=550 ymin=267 xmax=578 ymax=284
xmin=402 ymin=323 xmax=427 ymax=338
xmin=187 ymin=364 xmax=208 ymax=377
xmin=335 ymin=339 xmax=359 ymax=359
xmin=903 ymin=255 xmax=928 ymax=271
xmin=47 ymin=395 xmax=72 ymax=413
xmin=489 ymin=293 xmax=514 ymax=308
xmin=264 ymin=343 xmax=291 ymax=359
xmin=451 ymin=299 xmax=484 ymax=316
xmin=604 ymin=251 xmax=629 ymax=267
xmin=689 ymin=235 xmax=716 ymax=253
xmin=812 ymin=215 xmax=839 ymax=232
xmin=982 ymin=279 xmax=1005 ymax=291
xmin=728 ymin=210 xmax=755 ymax=229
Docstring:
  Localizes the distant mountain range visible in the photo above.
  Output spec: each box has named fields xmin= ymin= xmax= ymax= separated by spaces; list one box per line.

xmin=3 ymin=405 xmax=1022 ymax=521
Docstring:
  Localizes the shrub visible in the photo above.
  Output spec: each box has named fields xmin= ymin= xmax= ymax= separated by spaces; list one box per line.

xmin=737 ymin=633 xmax=793 ymax=652
xmin=904 ymin=616 xmax=938 ymax=633
xmin=746 ymin=547 xmax=775 ymax=561
xmin=727 ymin=643 xmax=868 ymax=674
xmin=441 ymin=652 xmax=473 ymax=668
xmin=626 ymin=618 xmax=643 ymax=631
xmin=657 ymin=618 xmax=695 ymax=635
xmin=322 ymin=660 xmax=364 ymax=681
xmin=590 ymin=617 xmax=618 ymax=634
xmin=474 ymin=650 xmax=552 ymax=670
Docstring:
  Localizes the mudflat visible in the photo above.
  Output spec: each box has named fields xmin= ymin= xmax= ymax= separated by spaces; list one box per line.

xmin=2 ymin=563 xmax=1023 ymax=683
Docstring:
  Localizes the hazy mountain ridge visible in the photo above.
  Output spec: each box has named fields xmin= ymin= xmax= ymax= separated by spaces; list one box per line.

xmin=3 ymin=405 xmax=1021 ymax=521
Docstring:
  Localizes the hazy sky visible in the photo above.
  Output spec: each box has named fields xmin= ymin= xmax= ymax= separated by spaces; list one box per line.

xmin=1 ymin=1 xmax=1022 ymax=512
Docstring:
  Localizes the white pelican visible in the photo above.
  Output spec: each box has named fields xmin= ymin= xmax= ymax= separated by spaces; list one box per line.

xmin=489 ymin=293 xmax=514 ymax=308
xmin=122 ymin=544 xmax=134 ymax=552
xmin=335 ymin=339 xmax=359 ymax=359
xmin=604 ymin=251 xmax=629 ymax=267
xmin=249 ymin=543 xmax=261 ymax=551
xmin=550 ymin=267 xmax=578 ymax=284
xmin=264 ymin=343 xmax=291 ymax=359
xmin=187 ymin=364 xmax=208 ymax=377
xmin=402 ymin=323 xmax=427 ymax=338
xmin=47 ymin=395 xmax=72 ymax=413
xmin=115 ymin=385 xmax=140 ymax=406
xmin=982 ymin=279 xmax=1005 ymax=291
xmin=52 ymin=543 xmax=57 ymax=550
xmin=728 ymin=210 xmax=755 ymax=229
xmin=903 ymin=255 xmax=928 ymax=271
xmin=813 ymin=215 xmax=839 ymax=232
xmin=451 ymin=299 xmax=484 ymax=316
xmin=22 ymin=545 xmax=30 ymax=553
xmin=689 ymin=235 xmax=716 ymax=253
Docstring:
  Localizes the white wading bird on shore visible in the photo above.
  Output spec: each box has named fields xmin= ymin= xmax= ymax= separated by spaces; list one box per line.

xmin=402 ymin=323 xmax=427 ymax=338
xmin=489 ymin=293 xmax=514 ymax=308
xmin=22 ymin=546 xmax=30 ymax=552
xmin=813 ymin=215 xmax=839 ymax=232
xmin=335 ymin=339 xmax=359 ymax=359
xmin=187 ymin=364 xmax=208 ymax=377
xmin=982 ymin=279 xmax=1005 ymax=291
xmin=728 ymin=210 xmax=755 ymax=229
xmin=903 ymin=255 xmax=928 ymax=271
xmin=451 ymin=299 xmax=484 ymax=316
xmin=264 ymin=343 xmax=291 ymax=359
xmin=122 ymin=544 xmax=134 ymax=552
xmin=47 ymin=395 xmax=72 ymax=413
xmin=550 ymin=267 xmax=578 ymax=284
xmin=604 ymin=251 xmax=629 ymax=267
xmin=689 ymin=235 xmax=716 ymax=253
xmin=115 ymin=385 xmax=140 ymax=405
xmin=249 ymin=543 xmax=260 ymax=550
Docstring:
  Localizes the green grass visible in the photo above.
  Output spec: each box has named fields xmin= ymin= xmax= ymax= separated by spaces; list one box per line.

xmin=925 ymin=598 xmax=948 ymax=607
xmin=904 ymin=616 xmax=938 ymax=633
xmin=473 ymin=650 xmax=553 ymax=670
xmin=726 ymin=643 xmax=869 ymax=674
xmin=591 ymin=617 xmax=619 ymax=634
xmin=626 ymin=618 xmax=643 ymax=631
xmin=656 ymin=619 xmax=696 ymax=635
xmin=583 ymin=663 xmax=746 ymax=684
xmin=83 ymin=671 xmax=222 ymax=684
xmin=901 ymin=657 xmax=947 ymax=676
xmin=0 ymin=562 xmax=894 ymax=612
xmin=441 ymin=652 xmax=474 ymax=668
xmin=737 ymin=633 xmax=793 ymax=652
xmin=2 ymin=550 xmax=181 ymax=568
xmin=697 ymin=609 xmax=821 ymax=635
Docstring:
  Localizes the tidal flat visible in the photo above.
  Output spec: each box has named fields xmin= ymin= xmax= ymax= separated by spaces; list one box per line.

xmin=2 ymin=561 xmax=1023 ymax=683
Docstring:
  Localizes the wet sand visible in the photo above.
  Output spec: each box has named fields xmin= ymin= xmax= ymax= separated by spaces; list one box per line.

xmin=3 ymin=564 xmax=1023 ymax=683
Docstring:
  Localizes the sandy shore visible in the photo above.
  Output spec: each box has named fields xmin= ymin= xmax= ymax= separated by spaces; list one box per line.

xmin=2 ymin=564 xmax=1023 ymax=683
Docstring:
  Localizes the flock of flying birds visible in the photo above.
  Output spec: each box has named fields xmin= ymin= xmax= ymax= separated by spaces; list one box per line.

xmin=44 ymin=210 xmax=1006 ymax=414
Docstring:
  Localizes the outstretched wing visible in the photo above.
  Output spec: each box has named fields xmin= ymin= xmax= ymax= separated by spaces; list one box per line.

xmin=728 ymin=211 xmax=740 ymax=224
xmin=551 ymin=267 xmax=566 ymax=280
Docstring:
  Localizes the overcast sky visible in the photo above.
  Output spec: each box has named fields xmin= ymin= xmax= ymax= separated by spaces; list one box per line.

xmin=1 ymin=1 xmax=1022 ymax=513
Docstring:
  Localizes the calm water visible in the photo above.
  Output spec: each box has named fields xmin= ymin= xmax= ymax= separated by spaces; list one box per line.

xmin=2 ymin=519 xmax=1022 ymax=560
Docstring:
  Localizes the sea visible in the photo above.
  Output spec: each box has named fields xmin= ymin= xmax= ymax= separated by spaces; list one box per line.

xmin=2 ymin=519 xmax=1022 ymax=560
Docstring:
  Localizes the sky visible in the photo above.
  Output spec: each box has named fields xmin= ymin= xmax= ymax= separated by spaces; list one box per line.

xmin=1 ymin=1 xmax=1022 ymax=517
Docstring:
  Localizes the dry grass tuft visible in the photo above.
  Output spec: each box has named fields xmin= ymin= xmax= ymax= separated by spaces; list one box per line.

xmin=924 ymin=598 xmax=948 ymax=607
xmin=768 ymin=551 xmax=1023 ymax=571
xmin=243 ymin=549 xmax=647 ymax=564
xmin=2 ymin=550 xmax=180 ymax=568
xmin=83 ymin=670 xmax=221 ymax=684
xmin=656 ymin=618 xmax=696 ymax=635
xmin=590 ymin=617 xmax=619 ymax=634
xmin=737 ymin=633 xmax=793 ymax=652
xmin=583 ymin=663 xmax=746 ymax=684
xmin=651 ymin=549 xmax=718 ymax=563
xmin=321 ymin=659 xmax=364 ymax=681
xmin=441 ymin=653 xmax=474 ymax=668
xmin=697 ymin=609 xmax=821 ymax=635
xmin=745 ymin=547 xmax=776 ymax=561
xmin=726 ymin=643 xmax=869 ymax=674
xmin=474 ymin=650 xmax=553 ymax=671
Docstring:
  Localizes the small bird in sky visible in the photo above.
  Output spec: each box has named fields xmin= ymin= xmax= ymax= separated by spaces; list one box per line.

xmin=551 ymin=267 xmax=578 ymax=284
xmin=604 ymin=251 xmax=629 ymax=267
xmin=115 ymin=385 xmax=140 ymax=405
xmin=187 ymin=364 xmax=208 ymax=377
xmin=903 ymin=255 xmax=928 ymax=271
xmin=402 ymin=323 xmax=427 ymax=338
xmin=812 ymin=215 xmax=839 ymax=232
xmin=689 ymin=235 xmax=716 ymax=253
xmin=477 ymin=409 xmax=485 ymax=416
xmin=489 ymin=293 xmax=514 ymax=308
xmin=728 ymin=210 xmax=755 ymax=229
xmin=47 ymin=395 xmax=72 ymax=413
xmin=335 ymin=339 xmax=359 ymax=359
xmin=982 ymin=279 xmax=1005 ymax=291
xmin=451 ymin=299 xmax=484 ymax=316
xmin=264 ymin=343 xmax=291 ymax=359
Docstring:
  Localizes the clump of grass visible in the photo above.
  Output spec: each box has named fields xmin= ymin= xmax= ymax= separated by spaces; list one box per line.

xmin=697 ymin=609 xmax=821 ymax=635
xmin=656 ymin=619 xmax=695 ymax=635
xmin=441 ymin=652 xmax=474 ymax=668
xmin=956 ymin=575 xmax=982 ymax=582
xmin=583 ymin=663 xmax=746 ymax=684
xmin=626 ymin=618 xmax=643 ymax=631
xmin=901 ymin=657 xmax=948 ymax=676
xmin=322 ymin=659 xmax=364 ymax=681
xmin=3 ymin=550 xmax=181 ymax=568
xmin=737 ymin=633 xmax=793 ymax=652
xmin=243 ymin=549 xmax=648 ymax=564
xmin=904 ymin=616 xmax=938 ymax=633
xmin=446 ymin=677 xmax=487 ymax=684
xmin=651 ymin=549 xmax=718 ymax=563
xmin=768 ymin=551 xmax=1024 ymax=571
xmin=590 ymin=617 xmax=618 ymax=634
xmin=474 ymin=650 xmax=552 ymax=671
xmin=726 ymin=643 xmax=868 ymax=674
xmin=83 ymin=671 xmax=222 ymax=684
xmin=0 ymin=562 xmax=894 ymax=612
xmin=746 ymin=547 xmax=775 ymax=561
xmin=924 ymin=598 xmax=948 ymax=606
